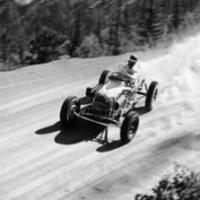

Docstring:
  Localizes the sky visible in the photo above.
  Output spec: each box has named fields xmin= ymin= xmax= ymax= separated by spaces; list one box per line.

xmin=14 ymin=0 xmax=33 ymax=5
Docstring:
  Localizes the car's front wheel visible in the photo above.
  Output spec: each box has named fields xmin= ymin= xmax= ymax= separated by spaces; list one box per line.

xmin=60 ymin=96 xmax=80 ymax=127
xmin=120 ymin=111 xmax=139 ymax=144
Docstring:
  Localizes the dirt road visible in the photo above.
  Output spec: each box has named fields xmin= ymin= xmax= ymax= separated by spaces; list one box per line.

xmin=0 ymin=35 xmax=200 ymax=200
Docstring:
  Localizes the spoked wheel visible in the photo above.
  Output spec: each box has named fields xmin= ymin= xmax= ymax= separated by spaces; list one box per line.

xmin=145 ymin=81 xmax=159 ymax=111
xmin=120 ymin=111 xmax=139 ymax=144
xmin=60 ymin=96 xmax=80 ymax=127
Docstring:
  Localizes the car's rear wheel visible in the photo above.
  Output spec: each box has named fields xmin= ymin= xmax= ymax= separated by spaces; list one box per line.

xmin=60 ymin=96 xmax=80 ymax=127
xmin=145 ymin=81 xmax=159 ymax=111
xmin=120 ymin=111 xmax=139 ymax=144
xmin=98 ymin=70 xmax=110 ymax=85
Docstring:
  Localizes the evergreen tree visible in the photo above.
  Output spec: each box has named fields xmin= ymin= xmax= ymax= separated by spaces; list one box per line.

xmin=1 ymin=0 xmax=200 ymax=68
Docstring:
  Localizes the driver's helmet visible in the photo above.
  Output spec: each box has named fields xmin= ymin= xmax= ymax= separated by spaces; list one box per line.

xmin=128 ymin=55 xmax=137 ymax=69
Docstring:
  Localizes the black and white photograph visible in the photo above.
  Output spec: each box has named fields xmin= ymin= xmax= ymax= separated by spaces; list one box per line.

xmin=0 ymin=0 xmax=200 ymax=199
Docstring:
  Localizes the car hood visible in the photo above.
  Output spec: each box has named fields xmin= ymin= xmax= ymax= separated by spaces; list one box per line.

xmin=99 ymin=86 xmax=131 ymax=99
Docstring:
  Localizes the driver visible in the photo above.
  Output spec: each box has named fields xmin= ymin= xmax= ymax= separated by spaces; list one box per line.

xmin=117 ymin=54 xmax=141 ymax=88
xmin=118 ymin=54 xmax=140 ymax=78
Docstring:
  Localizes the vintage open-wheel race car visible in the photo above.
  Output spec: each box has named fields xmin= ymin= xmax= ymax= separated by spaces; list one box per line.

xmin=60 ymin=69 xmax=159 ymax=144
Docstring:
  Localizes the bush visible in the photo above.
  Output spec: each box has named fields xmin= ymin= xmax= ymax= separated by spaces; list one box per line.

xmin=74 ymin=34 xmax=102 ymax=57
xmin=135 ymin=164 xmax=200 ymax=200
xmin=26 ymin=30 xmax=65 ymax=64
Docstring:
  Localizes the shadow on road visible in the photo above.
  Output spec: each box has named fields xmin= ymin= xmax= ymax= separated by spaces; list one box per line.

xmin=35 ymin=119 xmax=105 ymax=144
xmin=35 ymin=106 xmax=148 ymax=151
xmin=55 ymin=120 xmax=106 ymax=145
xmin=35 ymin=122 xmax=61 ymax=135
xmin=132 ymin=106 xmax=150 ymax=115
xmin=96 ymin=140 xmax=124 ymax=152
xmin=35 ymin=119 xmax=126 ymax=152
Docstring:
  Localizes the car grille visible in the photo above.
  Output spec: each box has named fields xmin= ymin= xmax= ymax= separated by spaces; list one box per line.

xmin=89 ymin=94 xmax=113 ymax=117
xmin=92 ymin=102 xmax=111 ymax=116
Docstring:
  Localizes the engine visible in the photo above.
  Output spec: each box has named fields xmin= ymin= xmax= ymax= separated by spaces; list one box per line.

xmin=89 ymin=93 xmax=118 ymax=117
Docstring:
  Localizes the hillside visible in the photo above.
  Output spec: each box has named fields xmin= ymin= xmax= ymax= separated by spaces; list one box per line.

xmin=1 ymin=0 xmax=200 ymax=67
xmin=0 ymin=31 xmax=200 ymax=199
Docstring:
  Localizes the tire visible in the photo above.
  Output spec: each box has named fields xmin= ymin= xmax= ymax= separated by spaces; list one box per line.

xmin=120 ymin=111 xmax=139 ymax=144
xmin=98 ymin=70 xmax=110 ymax=85
xmin=86 ymin=87 xmax=95 ymax=97
xmin=145 ymin=81 xmax=159 ymax=111
xmin=60 ymin=96 xmax=80 ymax=127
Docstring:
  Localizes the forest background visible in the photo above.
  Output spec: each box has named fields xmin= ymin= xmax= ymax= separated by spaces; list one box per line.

xmin=0 ymin=0 xmax=200 ymax=69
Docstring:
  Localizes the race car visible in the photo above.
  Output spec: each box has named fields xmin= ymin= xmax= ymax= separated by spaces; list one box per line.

xmin=60 ymin=70 xmax=158 ymax=144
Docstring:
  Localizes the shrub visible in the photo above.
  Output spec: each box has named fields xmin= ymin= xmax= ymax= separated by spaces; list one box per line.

xmin=27 ymin=30 xmax=65 ymax=64
xmin=135 ymin=164 xmax=200 ymax=200
xmin=74 ymin=34 xmax=102 ymax=57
